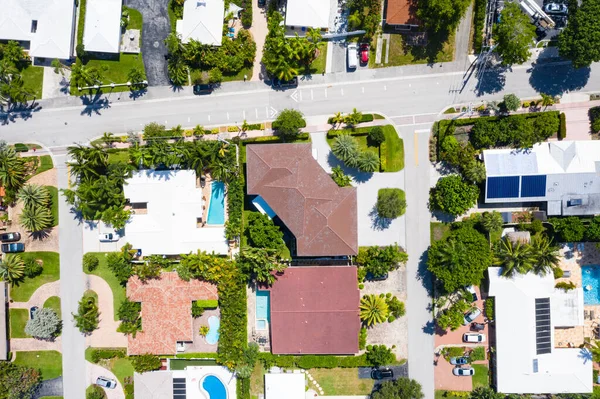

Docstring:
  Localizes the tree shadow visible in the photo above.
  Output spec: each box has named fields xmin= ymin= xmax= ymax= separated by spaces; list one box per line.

xmin=80 ymin=92 xmax=111 ymax=116
xmin=326 ymin=151 xmax=373 ymax=184
xmin=368 ymin=205 xmax=392 ymax=231
xmin=409 ymin=29 xmax=450 ymax=66
xmin=416 ymin=251 xmax=433 ymax=296
xmin=529 ymin=62 xmax=591 ymax=97
xmin=30 ymin=228 xmax=52 ymax=241
xmin=474 ymin=66 xmax=507 ymax=96
xmin=0 ymin=102 xmax=42 ymax=125
xmin=128 ymin=88 xmax=148 ymax=100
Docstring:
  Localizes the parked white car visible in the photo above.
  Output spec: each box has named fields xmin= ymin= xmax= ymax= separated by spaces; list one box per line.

xmin=96 ymin=376 xmax=117 ymax=389
xmin=347 ymin=43 xmax=358 ymax=69
xmin=99 ymin=232 xmax=120 ymax=242
xmin=463 ymin=308 xmax=481 ymax=325
xmin=463 ymin=333 xmax=486 ymax=343
xmin=453 ymin=366 xmax=475 ymax=376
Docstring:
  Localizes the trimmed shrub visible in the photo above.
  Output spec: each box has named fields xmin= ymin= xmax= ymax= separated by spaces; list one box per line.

xmin=296 ymin=355 xmax=338 ymax=369
xmin=83 ymin=253 xmax=99 ymax=272
xmin=553 ymin=267 xmax=564 ymax=279
xmin=25 ymin=308 xmax=61 ymax=339
xmin=559 ymin=112 xmax=567 ymax=139
xmin=359 ymin=328 xmax=367 ymax=350
xmin=90 ymin=348 xmax=126 ymax=363
xmin=376 ymin=188 xmax=406 ymax=219
xmin=366 ymin=345 xmax=395 ymax=366
xmin=131 ymin=354 xmax=162 ymax=372
xmin=24 ymin=258 xmax=43 ymax=278
xmin=590 ymin=107 xmax=600 ymax=133
xmin=14 ymin=143 xmax=29 ymax=152
xmin=484 ymin=298 xmax=494 ymax=321
xmin=555 ymin=281 xmax=576 ymax=291
xmin=195 ymin=299 xmax=218 ymax=309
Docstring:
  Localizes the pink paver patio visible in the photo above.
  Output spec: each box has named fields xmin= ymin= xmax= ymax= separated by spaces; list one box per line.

xmin=434 ymin=354 xmax=473 ymax=391
xmin=85 ymin=275 xmax=127 ymax=348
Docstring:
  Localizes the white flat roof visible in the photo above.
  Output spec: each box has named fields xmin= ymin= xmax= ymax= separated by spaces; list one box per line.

xmin=123 ymin=170 xmax=228 ymax=256
xmin=488 ymin=267 xmax=592 ymax=394
xmin=176 ymin=0 xmax=224 ymax=45
xmin=0 ymin=0 xmax=76 ymax=59
xmin=285 ymin=0 xmax=331 ymax=28
xmin=265 ymin=372 xmax=305 ymax=399
xmin=83 ymin=0 xmax=123 ymax=53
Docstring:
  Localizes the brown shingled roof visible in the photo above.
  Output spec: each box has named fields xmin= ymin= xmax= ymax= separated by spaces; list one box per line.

xmin=126 ymin=272 xmax=218 ymax=355
xmin=269 ymin=266 xmax=360 ymax=355
xmin=386 ymin=0 xmax=420 ymax=26
xmin=246 ymin=144 xmax=358 ymax=256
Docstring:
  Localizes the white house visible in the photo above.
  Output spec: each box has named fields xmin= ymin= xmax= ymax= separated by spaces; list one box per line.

xmin=0 ymin=0 xmax=76 ymax=60
xmin=83 ymin=0 xmax=123 ymax=54
xmin=176 ymin=0 xmax=224 ymax=45
xmin=264 ymin=372 xmax=305 ymax=399
xmin=122 ymin=170 xmax=228 ymax=256
xmin=488 ymin=267 xmax=592 ymax=394
xmin=284 ymin=0 xmax=330 ymax=30
xmin=484 ymin=141 xmax=600 ymax=216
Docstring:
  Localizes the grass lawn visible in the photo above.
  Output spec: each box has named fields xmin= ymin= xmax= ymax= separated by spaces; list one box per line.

xmin=83 ymin=53 xmax=145 ymax=93
xmin=14 ymin=351 xmax=63 ymax=380
xmin=46 ymin=186 xmax=59 ymax=227
xmin=107 ymin=149 xmax=130 ymax=164
xmin=21 ymin=65 xmax=44 ymax=100
xmin=123 ymin=6 xmax=143 ymax=31
xmin=310 ymin=368 xmax=374 ymax=395
xmin=249 ymin=362 xmax=265 ymax=397
xmin=430 ymin=222 xmax=451 ymax=242
xmin=111 ymin=357 xmax=135 ymax=386
xmin=85 ymin=253 xmax=126 ymax=321
xmin=36 ymin=155 xmax=54 ymax=175
xmin=222 ymin=66 xmax=253 ymax=83
xmin=326 ymin=125 xmax=404 ymax=172
xmin=9 ymin=308 xmax=30 ymax=338
xmin=10 ymin=252 xmax=60 ymax=302
xmin=371 ymin=31 xmax=455 ymax=68
xmin=472 ymin=364 xmax=489 ymax=388
xmin=307 ymin=42 xmax=327 ymax=75
xmin=43 ymin=296 xmax=61 ymax=318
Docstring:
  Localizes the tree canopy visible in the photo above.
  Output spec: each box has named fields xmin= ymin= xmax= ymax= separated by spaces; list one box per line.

xmin=273 ymin=109 xmax=306 ymax=140
xmin=245 ymin=212 xmax=285 ymax=252
xmin=494 ymin=3 xmax=536 ymax=65
xmin=0 ymin=362 xmax=41 ymax=399
xmin=558 ymin=0 xmax=600 ymax=68
xmin=416 ymin=0 xmax=471 ymax=32
xmin=429 ymin=175 xmax=479 ymax=216
xmin=377 ymin=189 xmax=407 ymax=219
xmin=428 ymin=225 xmax=492 ymax=293
xmin=371 ymin=378 xmax=424 ymax=399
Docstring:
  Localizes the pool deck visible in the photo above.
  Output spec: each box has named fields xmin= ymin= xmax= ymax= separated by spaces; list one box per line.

xmin=199 ymin=175 xmax=229 ymax=228
xmin=184 ymin=309 xmax=220 ymax=354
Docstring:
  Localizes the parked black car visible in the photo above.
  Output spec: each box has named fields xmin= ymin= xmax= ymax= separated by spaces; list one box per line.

xmin=30 ymin=306 xmax=39 ymax=319
xmin=0 ymin=232 xmax=21 ymax=242
xmin=1 ymin=243 xmax=24 ymax=253
xmin=258 ymin=0 xmax=266 ymax=6
xmin=471 ymin=322 xmax=485 ymax=331
xmin=272 ymin=76 xmax=298 ymax=89
xmin=366 ymin=272 xmax=388 ymax=281
xmin=193 ymin=84 xmax=213 ymax=95
xmin=371 ymin=368 xmax=394 ymax=380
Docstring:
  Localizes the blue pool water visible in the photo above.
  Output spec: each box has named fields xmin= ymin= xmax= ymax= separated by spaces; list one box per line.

xmin=202 ymin=375 xmax=227 ymax=399
xmin=207 ymin=181 xmax=226 ymax=225
xmin=583 ymin=265 xmax=600 ymax=305
xmin=205 ymin=316 xmax=220 ymax=345
xmin=256 ymin=290 xmax=270 ymax=330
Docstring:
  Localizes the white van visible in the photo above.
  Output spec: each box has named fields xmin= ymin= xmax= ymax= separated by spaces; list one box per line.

xmin=347 ymin=43 xmax=358 ymax=69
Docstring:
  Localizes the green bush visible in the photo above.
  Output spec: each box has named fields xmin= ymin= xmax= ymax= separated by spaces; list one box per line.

xmin=470 ymin=346 xmax=486 ymax=361
xmin=553 ymin=267 xmax=564 ymax=279
xmin=356 ymin=245 xmax=408 ymax=279
xmin=443 ymin=347 xmax=465 ymax=359
xmin=429 ymin=175 xmax=479 ymax=216
xmin=237 ymin=378 xmax=251 ymax=399
xmin=555 ymin=281 xmax=576 ymax=291
xmin=131 ymin=354 xmax=162 ymax=372
xmin=359 ymin=328 xmax=367 ymax=350
xmin=559 ymin=112 xmax=567 ymax=139
xmin=472 ymin=0 xmax=487 ymax=52
xmin=196 ymin=299 xmax=218 ymax=309
xmin=90 ymin=348 xmax=126 ymax=363
xmin=296 ymin=355 xmax=338 ymax=369
xmin=13 ymin=143 xmax=29 ymax=152
xmin=366 ymin=345 xmax=395 ymax=366
xmin=484 ymin=298 xmax=494 ymax=321
xmin=549 ymin=216 xmax=586 ymax=242
xmin=83 ymin=253 xmax=99 ymax=272
xmin=245 ymin=212 xmax=285 ymax=251
xmin=224 ymin=174 xmax=244 ymax=241
xmin=590 ymin=107 xmax=600 ymax=133
xmin=376 ymin=188 xmax=406 ymax=219
xmin=117 ymin=299 xmax=142 ymax=336
xmin=24 ymin=258 xmax=42 ymax=278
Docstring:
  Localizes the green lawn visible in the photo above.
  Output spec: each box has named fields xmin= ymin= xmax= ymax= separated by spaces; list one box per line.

xmin=307 ymin=42 xmax=327 ymax=75
xmin=83 ymin=53 xmax=145 ymax=93
xmin=14 ymin=351 xmax=63 ymax=380
xmin=327 ymin=125 xmax=404 ymax=172
xmin=36 ymin=156 xmax=54 ymax=175
xmin=111 ymin=357 xmax=135 ymax=386
xmin=310 ymin=368 xmax=374 ymax=395
xmin=107 ymin=149 xmax=130 ymax=164
xmin=10 ymin=252 xmax=60 ymax=302
xmin=84 ymin=253 xmax=126 ymax=321
xmin=46 ymin=186 xmax=59 ymax=227
xmin=249 ymin=361 xmax=265 ymax=397
xmin=43 ymin=296 xmax=61 ymax=318
xmin=371 ymin=31 xmax=455 ymax=68
xmin=472 ymin=364 xmax=489 ymax=388
xmin=430 ymin=222 xmax=451 ymax=242
xmin=222 ymin=66 xmax=253 ymax=83
xmin=21 ymin=65 xmax=44 ymax=100
xmin=9 ymin=308 xmax=30 ymax=338
xmin=123 ymin=6 xmax=143 ymax=31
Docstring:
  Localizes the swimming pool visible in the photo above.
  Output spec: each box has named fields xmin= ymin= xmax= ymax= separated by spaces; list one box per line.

xmin=207 ymin=181 xmax=225 ymax=225
xmin=256 ymin=290 xmax=270 ymax=330
xmin=206 ymin=315 xmax=220 ymax=345
xmin=583 ymin=265 xmax=600 ymax=305
xmin=201 ymin=375 xmax=227 ymax=399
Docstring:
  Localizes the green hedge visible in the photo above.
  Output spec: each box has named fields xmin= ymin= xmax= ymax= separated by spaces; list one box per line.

xmin=472 ymin=0 xmax=487 ymax=52
xmin=174 ymin=352 xmax=219 ymax=359
xmin=327 ymin=114 xmax=375 ymax=124
xmin=195 ymin=299 xmax=218 ymax=308
xmin=258 ymin=353 xmax=370 ymax=369
xmin=559 ymin=112 xmax=567 ymax=139
xmin=237 ymin=377 xmax=250 ymax=399
xmin=326 ymin=127 xmax=371 ymax=139
xmin=14 ymin=143 xmax=29 ymax=152
xmin=216 ymin=265 xmax=247 ymax=368
xmin=239 ymin=0 xmax=252 ymax=27
xmin=90 ymin=348 xmax=126 ymax=363
xmin=224 ymin=173 xmax=244 ymax=240
xmin=271 ymin=120 xmax=307 ymax=130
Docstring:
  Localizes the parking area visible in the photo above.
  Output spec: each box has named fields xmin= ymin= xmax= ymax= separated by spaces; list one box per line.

xmin=329 ymin=41 xmax=371 ymax=74
xmin=82 ymin=221 xmax=127 ymax=254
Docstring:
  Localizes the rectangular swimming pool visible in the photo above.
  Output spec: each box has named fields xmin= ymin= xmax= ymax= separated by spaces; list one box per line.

xmin=256 ymin=290 xmax=270 ymax=330
xmin=207 ymin=181 xmax=225 ymax=225
xmin=582 ymin=265 xmax=600 ymax=305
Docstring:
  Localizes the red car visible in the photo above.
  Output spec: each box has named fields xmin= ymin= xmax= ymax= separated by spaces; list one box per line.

xmin=360 ymin=44 xmax=369 ymax=64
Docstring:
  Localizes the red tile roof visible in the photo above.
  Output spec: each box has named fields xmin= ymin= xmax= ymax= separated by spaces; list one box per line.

xmin=246 ymin=144 xmax=358 ymax=256
xmin=269 ymin=266 xmax=360 ymax=354
xmin=386 ymin=0 xmax=420 ymax=26
xmin=126 ymin=272 xmax=218 ymax=355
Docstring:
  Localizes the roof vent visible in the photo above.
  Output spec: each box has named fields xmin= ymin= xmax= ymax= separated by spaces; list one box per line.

xmin=533 ymin=359 xmax=539 ymax=373
xmin=197 ymin=1 xmax=206 ymax=6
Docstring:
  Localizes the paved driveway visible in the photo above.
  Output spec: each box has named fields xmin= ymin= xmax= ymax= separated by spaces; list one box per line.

xmin=124 ymin=0 xmax=170 ymax=86
xmin=34 ymin=377 xmax=64 ymax=399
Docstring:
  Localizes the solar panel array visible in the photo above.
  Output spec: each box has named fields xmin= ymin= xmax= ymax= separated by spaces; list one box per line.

xmin=173 ymin=377 xmax=186 ymax=399
xmin=535 ymin=298 xmax=552 ymax=355
xmin=487 ymin=175 xmax=547 ymax=199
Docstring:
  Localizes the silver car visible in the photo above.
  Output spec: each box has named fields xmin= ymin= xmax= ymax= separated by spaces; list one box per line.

xmin=453 ymin=366 xmax=475 ymax=376
xmin=463 ymin=308 xmax=481 ymax=325
xmin=463 ymin=333 xmax=486 ymax=343
xmin=96 ymin=376 xmax=117 ymax=389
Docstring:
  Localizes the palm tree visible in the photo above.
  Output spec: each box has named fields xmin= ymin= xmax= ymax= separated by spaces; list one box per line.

xmin=100 ymin=132 xmax=114 ymax=148
xmin=331 ymin=112 xmax=344 ymax=129
xmin=531 ymin=234 xmax=560 ymax=276
xmin=431 ymin=239 xmax=466 ymax=273
xmin=344 ymin=108 xmax=363 ymax=128
xmin=470 ymin=387 xmax=502 ymax=399
xmin=357 ymin=151 xmax=379 ymax=173
xmin=273 ymin=59 xmax=298 ymax=81
xmin=167 ymin=56 xmax=188 ymax=86
xmin=540 ymin=93 xmax=555 ymax=110
xmin=480 ymin=211 xmax=503 ymax=241
xmin=584 ymin=338 xmax=600 ymax=363
xmin=18 ymin=184 xmax=49 ymax=209
xmin=494 ymin=237 xmax=535 ymax=277
xmin=164 ymin=32 xmax=185 ymax=56
xmin=127 ymin=67 xmax=146 ymax=89
xmin=20 ymin=205 xmax=52 ymax=232
xmin=464 ymin=161 xmax=486 ymax=183
xmin=360 ymin=294 xmax=389 ymax=326
xmin=0 ymin=146 xmax=26 ymax=193
xmin=0 ymin=254 xmax=25 ymax=285
xmin=332 ymin=134 xmax=359 ymax=162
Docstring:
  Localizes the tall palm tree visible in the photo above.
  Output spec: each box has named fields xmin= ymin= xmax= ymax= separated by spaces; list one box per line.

xmin=20 ymin=205 xmax=52 ymax=232
xmin=18 ymin=184 xmax=49 ymax=209
xmin=167 ymin=56 xmax=188 ymax=86
xmin=0 ymin=254 xmax=25 ymax=285
xmin=360 ymin=294 xmax=389 ymax=326
xmin=357 ymin=151 xmax=379 ymax=173
xmin=431 ymin=239 xmax=466 ymax=273
xmin=531 ymin=234 xmax=560 ymax=276
xmin=331 ymin=112 xmax=344 ymax=129
xmin=0 ymin=146 xmax=26 ymax=193
xmin=480 ymin=211 xmax=503 ymax=241
xmin=584 ymin=338 xmax=600 ymax=363
xmin=494 ymin=237 xmax=535 ymax=277
xmin=345 ymin=108 xmax=363 ymax=128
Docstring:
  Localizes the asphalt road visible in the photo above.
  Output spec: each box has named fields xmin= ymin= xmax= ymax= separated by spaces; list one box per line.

xmin=0 ymin=60 xmax=596 ymax=146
